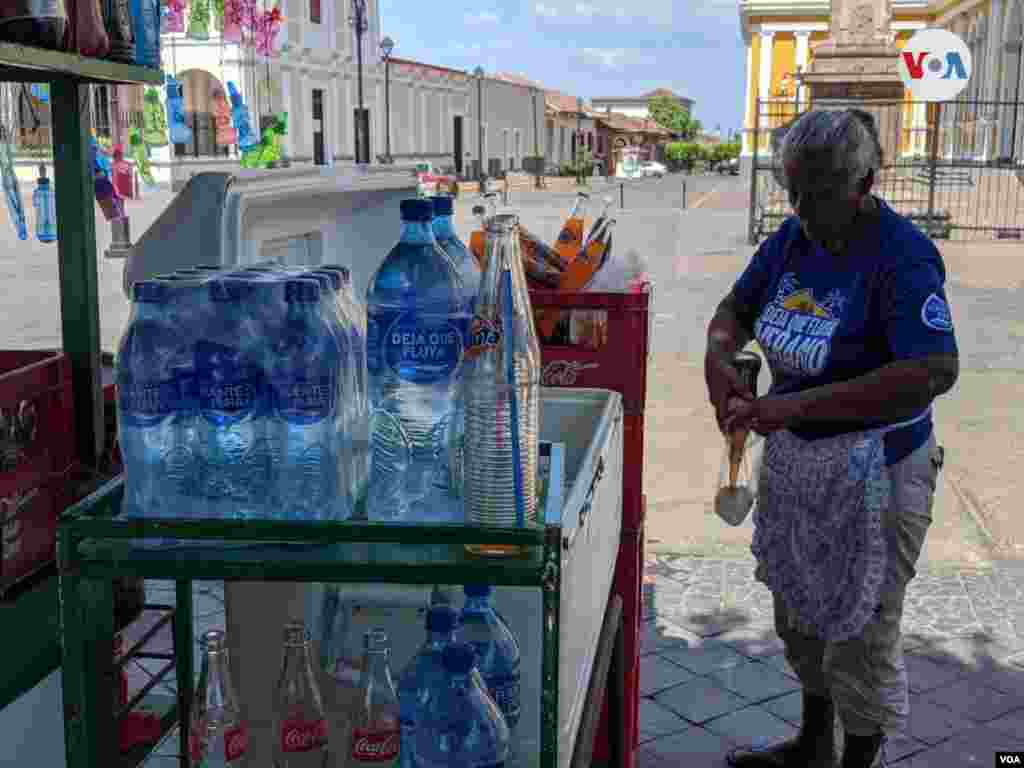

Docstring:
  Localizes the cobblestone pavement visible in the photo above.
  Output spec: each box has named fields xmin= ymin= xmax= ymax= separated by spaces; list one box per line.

xmin=638 ymin=553 xmax=1024 ymax=768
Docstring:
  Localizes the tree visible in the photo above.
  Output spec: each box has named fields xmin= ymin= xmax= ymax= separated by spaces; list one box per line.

xmin=648 ymin=95 xmax=701 ymax=141
xmin=664 ymin=141 xmax=705 ymax=173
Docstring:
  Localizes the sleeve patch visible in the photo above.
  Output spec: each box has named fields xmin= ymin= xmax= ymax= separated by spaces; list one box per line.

xmin=921 ymin=293 xmax=954 ymax=332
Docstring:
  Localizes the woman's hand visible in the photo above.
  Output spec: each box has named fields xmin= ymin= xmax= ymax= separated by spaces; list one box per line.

xmin=705 ymin=348 xmax=753 ymax=432
xmin=724 ymin=392 xmax=807 ymax=436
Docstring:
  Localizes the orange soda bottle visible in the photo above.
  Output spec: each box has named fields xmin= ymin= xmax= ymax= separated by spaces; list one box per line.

xmin=552 ymin=193 xmax=589 ymax=265
xmin=468 ymin=193 xmax=497 ymax=268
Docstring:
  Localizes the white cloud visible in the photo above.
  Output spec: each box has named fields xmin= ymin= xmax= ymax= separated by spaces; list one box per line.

xmin=574 ymin=2 xmax=597 ymax=16
xmin=535 ymin=3 xmax=560 ymax=17
xmin=465 ymin=10 xmax=500 ymax=24
xmin=579 ymin=47 xmax=629 ymax=70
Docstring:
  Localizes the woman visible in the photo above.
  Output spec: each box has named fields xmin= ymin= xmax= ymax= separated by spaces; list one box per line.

xmin=705 ymin=108 xmax=958 ymax=768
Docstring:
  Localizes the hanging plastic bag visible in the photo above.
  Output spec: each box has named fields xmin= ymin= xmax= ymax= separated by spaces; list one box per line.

xmin=129 ymin=128 xmax=156 ymax=186
xmin=253 ymin=5 xmax=284 ymax=58
xmin=227 ymin=81 xmax=258 ymax=151
xmin=712 ymin=351 xmax=763 ymax=526
xmin=221 ymin=0 xmax=243 ymax=41
xmin=142 ymin=87 xmax=169 ymax=147
xmin=165 ymin=75 xmax=193 ymax=145
xmin=186 ymin=0 xmax=210 ymax=39
xmin=162 ymin=0 xmax=185 ymax=34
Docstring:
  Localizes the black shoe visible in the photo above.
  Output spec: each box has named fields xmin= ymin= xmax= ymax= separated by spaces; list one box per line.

xmin=841 ymin=732 xmax=885 ymax=768
xmin=726 ymin=692 xmax=838 ymax=768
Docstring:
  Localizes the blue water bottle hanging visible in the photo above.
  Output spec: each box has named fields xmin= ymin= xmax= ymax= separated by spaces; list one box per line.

xmin=33 ymin=164 xmax=56 ymax=243
xmin=228 ymin=81 xmax=258 ymax=151
xmin=165 ymin=75 xmax=193 ymax=146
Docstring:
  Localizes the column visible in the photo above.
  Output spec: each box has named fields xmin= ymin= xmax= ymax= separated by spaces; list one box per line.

xmin=440 ymin=90 xmax=447 ymax=154
xmin=982 ymin=0 xmax=1002 ymax=160
xmin=759 ymin=30 xmax=775 ymax=153
xmin=743 ymin=37 xmax=754 ymax=155
xmin=345 ymin=77 xmax=354 ymax=159
xmin=408 ymin=82 xmax=417 ymax=154
xmin=795 ymin=31 xmax=811 ymax=108
xmin=281 ymin=70 xmax=295 ymax=157
xmin=421 ymin=89 xmax=429 ymax=155
xmin=332 ymin=75 xmax=343 ymax=162
xmin=375 ymin=80 xmax=384 ymax=161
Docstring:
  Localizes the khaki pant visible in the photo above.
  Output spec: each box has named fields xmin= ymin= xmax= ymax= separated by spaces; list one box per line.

xmin=773 ymin=435 xmax=942 ymax=737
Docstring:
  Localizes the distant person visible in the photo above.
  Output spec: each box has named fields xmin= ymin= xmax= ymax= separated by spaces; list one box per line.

xmin=704 ymin=108 xmax=959 ymax=768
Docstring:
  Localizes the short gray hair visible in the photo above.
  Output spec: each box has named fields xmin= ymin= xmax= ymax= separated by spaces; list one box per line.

xmin=776 ymin=108 xmax=883 ymax=190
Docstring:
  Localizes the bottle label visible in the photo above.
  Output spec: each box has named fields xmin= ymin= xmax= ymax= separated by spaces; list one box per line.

xmin=350 ymin=727 xmax=400 ymax=764
xmin=464 ymin=316 xmax=501 ymax=362
xmin=486 ymin=673 xmax=521 ymax=723
xmin=119 ymin=376 xmax=181 ymax=425
xmin=273 ymin=375 xmax=335 ymax=423
xmin=281 ymin=717 xmax=328 ymax=753
xmin=196 ymin=342 xmax=262 ymax=424
xmin=371 ymin=311 xmax=464 ymax=385
xmin=225 ymin=722 xmax=249 ymax=761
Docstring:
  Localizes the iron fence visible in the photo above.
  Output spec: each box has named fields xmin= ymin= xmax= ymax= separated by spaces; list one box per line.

xmin=748 ymin=97 xmax=1024 ymax=243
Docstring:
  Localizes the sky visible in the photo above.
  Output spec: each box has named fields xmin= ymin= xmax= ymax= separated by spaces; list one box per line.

xmin=377 ymin=0 xmax=747 ymax=136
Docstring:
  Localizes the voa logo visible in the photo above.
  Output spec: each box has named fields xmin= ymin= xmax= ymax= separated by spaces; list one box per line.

xmin=899 ymin=28 xmax=972 ymax=101
xmin=996 ymin=751 xmax=1024 ymax=765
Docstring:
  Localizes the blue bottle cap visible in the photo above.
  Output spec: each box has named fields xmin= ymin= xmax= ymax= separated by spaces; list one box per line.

xmin=209 ymin=278 xmax=247 ymax=302
xmin=285 ymin=278 xmax=320 ymax=303
xmin=426 ymin=605 xmax=458 ymax=633
xmin=133 ymin=280 xmax=167 ymax=303
xmin=400 ymin=198 xmax=434 ymax=222
xmin=431 ymin=195 xmax=454 ymax=217
xmin=442 ymin=643 xmax=477 ymax=675
xmin=307 ymin=270 xmax=341 ymax=291
xmin=463 ymin=584 xmax=493 ymax=598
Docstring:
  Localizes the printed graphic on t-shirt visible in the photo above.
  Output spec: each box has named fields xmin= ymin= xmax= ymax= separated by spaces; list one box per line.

xmin=754 ymin=273 xmax=845 ymax=377
xmin=921 ymin=292 xmax=954 ymax=332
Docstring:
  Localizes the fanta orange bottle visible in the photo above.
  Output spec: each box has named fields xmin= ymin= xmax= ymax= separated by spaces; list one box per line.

xmin=552 ymin=193 xmax=589 ymax=265
xmin=469 ymin=193 xmax=497 ymax=268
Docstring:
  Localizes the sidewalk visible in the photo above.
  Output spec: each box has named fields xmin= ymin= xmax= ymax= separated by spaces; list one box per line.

xmin=638 ymin=555 xmax=1024 ymax=767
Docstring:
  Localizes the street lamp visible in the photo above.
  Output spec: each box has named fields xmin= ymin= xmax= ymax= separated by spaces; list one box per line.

xmin=349 ymin=0 xmax=368 ymax=164
xmin=576 ymin=96 xmax=584 ymax=182
xmin=475 ymin=65 xmax=485 ymax=182
xmin=380 ymin=35 xmax=394 ymax=163
xmin=531 ymin=86 xmax=541 ymax=189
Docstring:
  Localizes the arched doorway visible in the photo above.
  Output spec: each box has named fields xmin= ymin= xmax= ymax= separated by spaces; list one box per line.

xmin=176 ymin=68 xmax=231 ymax=159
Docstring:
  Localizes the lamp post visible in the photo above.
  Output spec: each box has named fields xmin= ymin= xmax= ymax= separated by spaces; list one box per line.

xmin=531 ymin=86 xmax=541 ymax=189
xmin=349 ymin=0 xmax=368 ymax=163
xmin=475 ymin=65 xmax=485 ymax=182
xmin=380 ymin=35 xmax=394 ymax=163
xmin=576 ymin=96 xmax=584 ymax=183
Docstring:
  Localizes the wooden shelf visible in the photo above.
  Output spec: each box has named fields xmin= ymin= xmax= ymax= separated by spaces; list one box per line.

xmin=0 ymin=42 xmax=163 ymax=85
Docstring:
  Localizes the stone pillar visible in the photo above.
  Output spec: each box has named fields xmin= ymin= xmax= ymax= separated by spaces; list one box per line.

xmin=795 ymin=31 xmax=811 ymax=107
xmin=743 ymin=37 xmax=754 ymax=155
xmin=408 ymin=82 xmax=417 ymax=154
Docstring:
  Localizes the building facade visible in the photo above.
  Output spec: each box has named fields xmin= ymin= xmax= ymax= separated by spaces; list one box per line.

xmin=740 ymin=0 xmax=1024 ymax=162
xmin=591 ymin=88 xmax=694 ymax=120
xmin=466 ymin=75 xmax=547 ymax=178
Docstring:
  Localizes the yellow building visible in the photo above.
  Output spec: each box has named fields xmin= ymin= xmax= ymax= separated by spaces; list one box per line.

xmin=740 ymin=0 xmax=1023 ymax=161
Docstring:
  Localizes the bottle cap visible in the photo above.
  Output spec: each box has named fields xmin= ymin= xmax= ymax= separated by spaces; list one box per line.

xmin=133 ymin=280 xmax=167 ymax=303
xmin=733 ymin=351 xmax=762 ymax=396
xmin=200 ymin=629 xmax=227 ymax=652
xmin=442 ymin=643 xmax=477 ymax=675
xmin=463 ymin=584 xmax=493 ymax=598
xmin=209 ymin=278 xmax=248 ymax=302
xmin=307 ymin=270 xmax=341 ymax=291
xmin=317 ymin=264 xmax=351 ymax=284
xmin=37 ymin=164 xmax=48 ymax=182
xmin=431 ymin=195 xmax=454 ymax=216
xmin=426 ymin=605 xmax=458 ymax=633
xmin=364 ymin=629 xmax=390 ymax=653
xmin=285 ymin=278 xmax=320 ymax=303
xmin=400 ymin=198 xmax=434 ymax=222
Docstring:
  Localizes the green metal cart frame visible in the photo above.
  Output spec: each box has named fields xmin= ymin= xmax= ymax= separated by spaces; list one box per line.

xmin=59 ymin=478 xmax=565 ymax=768
xmin=0 ymin=43 xmax=162 ymax=710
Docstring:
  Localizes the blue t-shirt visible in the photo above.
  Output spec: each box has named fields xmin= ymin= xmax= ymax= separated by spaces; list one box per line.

xmin=731 ymin=199 xmax=958 ymax=465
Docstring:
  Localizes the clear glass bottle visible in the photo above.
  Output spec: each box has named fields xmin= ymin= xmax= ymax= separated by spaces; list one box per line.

xmin=190 ymin=630 xmax=248 ymax=768
xmin=273 ymin=622 xmax=329 ymax=768
xmin=462 ymin=214 xmax=541 ymax=554
xmin=412 ymin=642 xmax=510 ymax=768
xmin=345 ymin=630 xmax=400 ymax=768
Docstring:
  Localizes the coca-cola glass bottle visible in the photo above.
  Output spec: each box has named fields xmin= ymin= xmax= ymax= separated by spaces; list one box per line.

xmin=273 ymin=622 xmax=329 ymax=768
xmin=190 ymin=629 xmax=248 ymax=767
xmin=346 ymin=630 xmax=400 ymax=768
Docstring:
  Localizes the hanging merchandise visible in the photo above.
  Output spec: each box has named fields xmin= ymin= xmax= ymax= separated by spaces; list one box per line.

xmin=92 ymin=141 xmax=123 ymax=222
xmin=253 ymin=4 xmax=283 ymax=58
xmin=227 ymin=81 xmax=258 ymax=151
xmin=210 ymin=0 xmax=222 ymax=31
xmin=111 ymin=145 xmax=137 ymax=200
xmin=165 ymin=75 xmax=194 ymax=145
xmin=211 ymin=88 xmax=237 ymax=146
xmin=91 ymin=135 xmax=112 ymax=178
xmin=186 ymin=0 xmax=210 ymax=39
xmin=0 ymin=0 xmax=67 ymax=49
xmin=64 ymin=0 xmax=110 ymax=57
xmin=0 ymin=127 xmax=27 ymax=241
xmin=128 ymin=128 xmax=156 ymax=186
xmin=102 ymin=0 xmax=136 ymax=62
xmin=32 ymin=165 xmax=57 ymax=243
xmin=30 ymin=84 xmax=50 ymax=103
xmin=221 ymin=0 xmax=246 ymax=42
xmin=130 ymin=0 xmax=162 ymax=68
xmin=241 ymin=111 xmax=286 ymax=169
xmin=162 ymin=0 xmax=185 ymax=33
xmin=142 ymin=87 xmax=169 ymax=147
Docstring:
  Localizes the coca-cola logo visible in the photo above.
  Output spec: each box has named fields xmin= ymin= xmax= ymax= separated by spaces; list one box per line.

xmin=350 ymin=728 xmax=400 ymax=763
xmin=225 ymin=723 xmax=248 ymax=761
xmin=281 ymin=718 xmax=328 ymax=753
xmin=542 ymin=360 xmax=599 ymax=386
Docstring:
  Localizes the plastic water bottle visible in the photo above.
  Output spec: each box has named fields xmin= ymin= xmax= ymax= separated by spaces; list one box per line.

xmin=196 ymin=278 xmax=268 ymax=519
xmin=459 ymin=585 xmax=520 ymax=729
xmin=117 ymin=281 xmax=192 ymax=518
xmin=412 ymin=642 xmax=510 ymax=768
xmin=366 ymin=199 xmax=467 ymax=521
xmin=431 ymin=196 xmax=480 ymax=313
xmin=32 ymin=164 xmax=56 ymax=243
xmin=272 ymin=278 xmax=345 ymax=521
xmin=397 ymin=606 xmax=459 ymax=768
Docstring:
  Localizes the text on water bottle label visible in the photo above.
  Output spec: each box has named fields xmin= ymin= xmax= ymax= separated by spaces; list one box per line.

xmin=272 ymin=375 xmax=336 ymax=423
xmin=367 ymin=310 xmax=464 ymax=384
xmin=119 ymin=377 xmax=182 ymax=425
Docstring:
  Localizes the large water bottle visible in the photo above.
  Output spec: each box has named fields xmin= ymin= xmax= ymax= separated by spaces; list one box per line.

xmin=462 ymin=215 xmax=541 ymax=547
xmin=366 ymin=199 xmax=467 ymax=521
xmin=117 ymin=280 xmax=192 ymax=518
xmin=397 ymin=605 xmax=459 ymax=768
xmin=413 ymin=642 xmax=510 ymax=768
xmin=459 ymin=584 xmax=521 ymax=729
xmin=431 ymin=196 xmax=480 ymax=312
xmin=196 ymin=278 xmax=269 ymax=519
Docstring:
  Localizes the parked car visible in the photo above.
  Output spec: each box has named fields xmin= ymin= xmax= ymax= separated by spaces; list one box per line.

xmin=640 ymin=161 xmax=667 ymax=178
xmin=717 ymin=157 xmax=740 ymax=176
xmin=415 ymin=161 xmax=456 ymax=195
